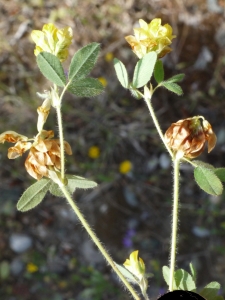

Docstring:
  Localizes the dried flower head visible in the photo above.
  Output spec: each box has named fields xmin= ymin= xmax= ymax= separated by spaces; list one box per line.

xmin=25 ymin=131 xmax=72 ymax=180
xmin=165 ymin=116 xmax=217 ymax=159
xmin=31 ymin=23 xmax=73 ymax=62
xmin=125 ymin=18 xmax=176 ymax=59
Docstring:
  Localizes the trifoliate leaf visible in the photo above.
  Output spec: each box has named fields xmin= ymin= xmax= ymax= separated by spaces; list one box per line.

xmin=36 ymin=52 xmax=66 ymax=87
xmin=113 ymin=58 xmax=129 ymax=88
xmin=161 ymin=82 xmax=183 ymax=95
xmin=154 ymin=60 xmax=164 ymax=83
xmin=162 ymin=266 xmax=175 ymax=288
xmin=214 ymin=168 xmax=225 ymax=182
xmin=200 ymin=282 xmax=221 ymax=300
xmin=189 ymin=263 xmax=197 ymax=282
xmin=132 ymin=51 xmax=157 ymax=88
xmin=17 ymin=179 xmax=51 ymax=212
xmin=194 ymin=167 xmax=223 ymax=196
xmin=69 ymin=43 xmax=100 ymax=81
xmin=67 ymin=175 xmax=97 ymax=190
xmin=68 ymin=77 xmax=104 ymax=97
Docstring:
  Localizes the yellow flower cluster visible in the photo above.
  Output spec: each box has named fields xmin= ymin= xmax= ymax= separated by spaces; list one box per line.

xmin=125 ymin=18 xmax=176 ymax=59
xmin=31 ymin=23 xmax=73 ymax=62
xmin=119 ymin=160 xmax=132 ymax=174
xmin=88 ymin=146 xmax=100 ymax=159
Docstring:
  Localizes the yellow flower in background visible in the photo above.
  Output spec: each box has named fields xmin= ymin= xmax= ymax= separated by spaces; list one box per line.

xmin=119 ymin=160 xmax=132 ymax=174
xmin=31 ymin=23 xmax=73 ymax=62
xmin=124 ymin=250 xmax=145 ymax=280
xmin=105 ymin=52 xmax=114 ymax=62
xmin=26 ymin=262 xmax=38 ymax=273
xmin=88 ymin=146 xmax=100 ymax=159
xmin=98 ymin=76 xmax=108 ymax=87
xmin=125 ymin=18 xmax=176 ymax=59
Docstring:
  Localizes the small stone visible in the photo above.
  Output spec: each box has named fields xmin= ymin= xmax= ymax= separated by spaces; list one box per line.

xmin=10 ymin=258 xmax=24 ymax=276
xmin=9 ymin=234 xmax=33 ymax=253
xmin=159 ymin=153 xmax=170 ymax=169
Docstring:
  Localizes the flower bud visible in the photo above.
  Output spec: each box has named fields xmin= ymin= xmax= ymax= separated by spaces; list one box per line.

xmin=164 ymin=116 xmax=217 ymax=159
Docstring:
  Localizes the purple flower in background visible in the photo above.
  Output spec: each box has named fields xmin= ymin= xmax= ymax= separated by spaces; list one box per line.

xmin=122 ymin=229 xmax=136 ymax=248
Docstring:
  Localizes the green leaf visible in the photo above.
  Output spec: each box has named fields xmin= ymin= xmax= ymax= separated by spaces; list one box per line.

xmin=67 ymin=175 xmax=97 ymax=189
xmin=69 ymin=43 xmax=100 ymax=81
xmin=68 ymin=77 xmax=104 ymax=97
xmin=129 ymin=85 xmax=142 ymax=99
xmin=132 ymin=51 xmax=157 ymax=88
xmin=0 ymin=261 xmax=10 ymax=279
xmin=175 ymin=269 xmax=196 ymax=291
xmin=162 ymin=266 xmax=173 ymax=288
xmin=113 ymin=58 xmax=129 ymax=88
xmin=36 ymin=52 xmax=66 ymax=87
xmin=17 ymin=179 xmax=51 ymax=212
xmin=164 ymin=73 xmax=185 ymax=83
xmin=49 ymin=175 xmax=97 ymax=198
xmin=161 ymin=82 xmax=183 ymax=95
xmin=214 ymin=168 xmax=225 ymax=182
xmin=192 ymin=160 xmax=215 ymax=170
xmin=194 ymin=167 xmax=223 ymax=196
xmin=114 ymin=262 xmax=138 ymax=284
xmin=189 ymin=263 xmax=196 ymax=282
xmin=154 ymin=60 xmax=164 ymax=83
xmin=200 ymin=282 xmax=221 ymax=300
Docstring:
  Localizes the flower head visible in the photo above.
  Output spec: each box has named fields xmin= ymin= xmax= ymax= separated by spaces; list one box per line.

xmin=88 ymin=146 xmax=100 ymax=159
xmin=25 ymin=130 xmax=72 ymax=180
xmin=125 ymin=18 xmax=176 ymax=59
xmin=119 ymin=160 xmax=132 ymax=174
xmin=26 ymin=262 xmax=38 ymax=273
xmin=165 ymin=116 xmax=217 ymax=159
xmin=123 ymin=250 xmax=146 ymax=280
xmin=31 ymin=23 xmax=73 ymax=62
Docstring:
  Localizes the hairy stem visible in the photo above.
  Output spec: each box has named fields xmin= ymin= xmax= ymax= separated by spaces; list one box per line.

xmin=55 ymin=105 xmax=65 ymax=181
xmin=60 ymin=185 xmax=141 ymax=300
xmin=169 ymin=157 xmax=180 ymax=291
xmin=144 ymin=97 xmax=173 ymax=157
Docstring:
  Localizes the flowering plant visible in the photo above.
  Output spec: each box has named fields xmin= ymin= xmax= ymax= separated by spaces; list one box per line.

xmin=1 ymin=19 xmax=225 ymax=300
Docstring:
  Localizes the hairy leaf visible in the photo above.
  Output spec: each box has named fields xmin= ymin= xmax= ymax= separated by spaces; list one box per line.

xmin=114 ymin=262 xmax=138 ymax=284
xmin=161 ymin=82 xmax=183 ymax=95
xmin=200 ymin=282 xmax=221 ymax=300
xmin=154 ymin=60 xmax=164 ymax=83
xmin=132 ymin=51 xmax=157 ymax=88
xmin=164 ymin=73 xmax=185 ymax=83
xmin=194 ymin=167 xmax=223 ymax=195
xmin=114 ymin=58 xmax=129 ymax=88
xmin=214 ymin=168 xmax=225 ymax=182
xmin=68 ymin=77 xmax=104 ymax=97
xmin=17 ymin=179 xmax=51 ymax=212
xmin=192 ymin=160 xmax=215 ymax=170
xmin=36 ymin=52 xmax=66 ymax=87
xmin=69 ymin=43 xmax=100 ymax=81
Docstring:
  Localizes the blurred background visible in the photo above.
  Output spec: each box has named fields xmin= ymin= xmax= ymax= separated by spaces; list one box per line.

xmin=0 ymin=0 xmax=225 ymax=299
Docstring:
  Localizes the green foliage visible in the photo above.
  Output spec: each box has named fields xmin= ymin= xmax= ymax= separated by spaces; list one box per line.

xmin=49 ymin=175 xmax=97 ymax=197
xmin=68 ymin=43 xmax=100 ymax=81
xmin=113 ymin=58 xmax=129 ymax=88
xmin=160 ymin=82 xmax=183 ymax=95
xmin=68 ymin=78 xmax=104 ymax=97
xmin=200 ymin=282 xmax=222 ymax=300
xmin=214 ymin=168 xmax=225 ymax=182
xmin=164 ymin=73 xmax=185 ymax=83
xmin=0 ymin=261 xmax=10 ymax=280
xmin=192 ymin=160 xmax=215 ymax=170
xmin=36 ymin=52 xmax=66 ymax=87
xmin=132 ymin=51 xmax=157 ymax=88
xmin=17 ymin=179 xmax=51 ymax=212
xmin=154 ymin=60 xmax=164 ymax=83
xmin=114 ymin=262 xmax=138 ymax=284
xmin=194 ymin=166 xmax=223 ymax=196
xmin=189 ymin=263 xmax=196 ymax=283
xmin=162 ymin=265 xmax=196 ymax=291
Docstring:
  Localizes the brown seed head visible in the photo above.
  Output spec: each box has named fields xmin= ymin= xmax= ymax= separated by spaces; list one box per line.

xmin=164 ymin=116 xmax=217 ymax=159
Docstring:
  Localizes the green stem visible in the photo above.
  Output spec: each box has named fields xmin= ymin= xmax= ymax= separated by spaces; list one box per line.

xmin=56 ymin=105 xmax=65 ymax=181
xmin=169 ymin=157 xmax=180 ymax=291
xmin=59 ymin=185 xmax=141 ymax=300
xmin=144 ymin=97 xmax=173 ymax=158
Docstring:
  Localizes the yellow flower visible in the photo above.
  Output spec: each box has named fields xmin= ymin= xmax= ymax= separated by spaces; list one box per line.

xmin=105 ymin=52 xmax=114 ymax=62
xmin=119 ymin=160 xmax=132 ymax=174
xmin=125 ymin=18 xmax=176 ymax=59
xmin=26 ymin=262 xmax=38 ymax=273
xmin=164 ymin=116 xmax=217 ymax=159
xmin=123 ymin=250 xmax=145 ymax=281
xmin=98 ymin=77 xmax=108 ymax=87
xmin=88 ymin=146 xmax=100 ymax=159
xmin=31 ymin=23 xmax=73 ymax=62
